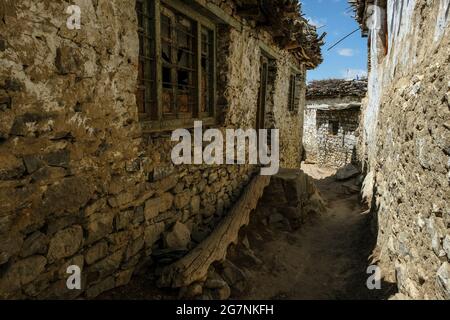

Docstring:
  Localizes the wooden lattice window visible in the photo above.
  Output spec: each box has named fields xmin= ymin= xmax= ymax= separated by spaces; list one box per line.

xmin=287 ymin=73 xmax=301 ymax=112
xmin=161 ymin=7 xmax=196 ymax=118
xmin=136 ymin=0 xmax=156 ymax=119
xmin=136 ymin=0 xmax=216 ymax=131
xmin=200 ymin=27 xmax=214 ymax=117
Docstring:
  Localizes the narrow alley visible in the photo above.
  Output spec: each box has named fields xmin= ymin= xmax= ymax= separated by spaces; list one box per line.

xmin=0 ymin=0 xmax=449 ymax=303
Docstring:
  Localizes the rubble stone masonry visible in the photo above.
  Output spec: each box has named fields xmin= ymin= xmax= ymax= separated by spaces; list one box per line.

xmin=0 ymin=0 xmax=310 ymax=298
xmin=304 ymin=98 xmax=360 ymax=168
xmin=354 ymin=0 xmax=450 ymax=299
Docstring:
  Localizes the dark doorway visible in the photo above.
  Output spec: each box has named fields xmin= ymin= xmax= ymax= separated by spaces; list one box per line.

xmin=256 ymin=54 xmax=270 ymax=130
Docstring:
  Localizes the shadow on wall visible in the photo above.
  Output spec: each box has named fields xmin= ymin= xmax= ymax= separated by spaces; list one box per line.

xmin=360 ymin=177 xmax=399 ymax=300
xmin=360 ymin=179 xmax=399 ymax=300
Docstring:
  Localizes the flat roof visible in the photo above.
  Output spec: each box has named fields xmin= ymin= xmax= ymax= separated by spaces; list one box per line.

xmin=305 ymin=102 xmax=362 ymax=111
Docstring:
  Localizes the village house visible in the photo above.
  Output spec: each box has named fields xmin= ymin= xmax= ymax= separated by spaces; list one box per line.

xmin=303 ymin=78 xmax=367 ymax=168
xmin=0 ymin=0 xmax=323 ymax=299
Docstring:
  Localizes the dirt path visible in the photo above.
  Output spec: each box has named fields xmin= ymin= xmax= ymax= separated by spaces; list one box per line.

xmin=232 ymin=164 xmax=393 ymax=300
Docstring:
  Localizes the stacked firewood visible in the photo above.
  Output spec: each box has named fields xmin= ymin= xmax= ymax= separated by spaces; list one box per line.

xmin=235 ymin=0 xmax=325 ymax=69
xmin=347 ymin=0 xmax=368 ymax=32
xmin=306 ymin=78 xmax=368 ymax=99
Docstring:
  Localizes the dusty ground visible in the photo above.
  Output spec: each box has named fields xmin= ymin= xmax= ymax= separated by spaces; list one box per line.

xmin=229 ymin=164 xmax=396 ymax=300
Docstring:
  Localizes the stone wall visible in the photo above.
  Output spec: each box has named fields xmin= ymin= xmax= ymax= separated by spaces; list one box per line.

xmin=355 ymin=0 xmax=450 ymax=299
xmin=0 ymin=0 xmax=308 ymax=298
xmin=303 ymin=98 xmax=360 ymax=168
xmin=272 ymin=54 xmax=307 ymax=169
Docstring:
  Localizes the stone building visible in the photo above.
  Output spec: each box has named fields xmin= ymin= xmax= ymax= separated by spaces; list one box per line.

xmin=349 ymin=0 xmax=450 ymax=299
xmin=303 ymin=79 xmax=367 ymax=168
xmin=0 ymin=1 xmax=322 ymax=298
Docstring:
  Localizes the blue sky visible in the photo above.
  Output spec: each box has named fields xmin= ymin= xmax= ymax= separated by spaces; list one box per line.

xmin=301 ymin=0 xmax=368 ymax=81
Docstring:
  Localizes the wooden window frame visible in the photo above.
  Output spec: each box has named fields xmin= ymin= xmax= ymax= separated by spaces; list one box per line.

xmin=256 ymin=54 xmax=270 ymax=130
xmin=136 ymin=0 xmax=156 ymax=118
xmin=287 ymin=72 xmax=301 ymax=113
xmin=137 ymin=0 xmax=217 ymax=132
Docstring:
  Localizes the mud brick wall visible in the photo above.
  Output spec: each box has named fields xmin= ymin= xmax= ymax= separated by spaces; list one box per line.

xmin=0 ymin=0 xmax=307 ymax=298
xmin=357 ymin=0 xmax=450 ymax=299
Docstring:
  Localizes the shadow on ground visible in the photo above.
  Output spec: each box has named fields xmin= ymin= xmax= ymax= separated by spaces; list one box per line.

xmin=226 ymin=164 xmax=397 ymax=300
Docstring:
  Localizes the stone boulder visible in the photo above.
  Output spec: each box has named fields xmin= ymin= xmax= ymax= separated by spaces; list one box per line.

xmin=164 ymin=222 xmax=191 ymax=249
xmin=47 ymin=225 xmax=83 ymax=262
xmin=0 ymin=153 xmax=25 ymax=180
xmin=0 ymin=255 xmax=47 ymax=297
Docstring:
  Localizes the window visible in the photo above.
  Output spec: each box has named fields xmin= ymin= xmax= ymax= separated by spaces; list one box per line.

xmin=136 ymin=0 xmax=156 ymax=118
xmin=201 ymin=27 xmax=214 ymax=117
xmin=136 ymin=0 xmax=216 ymax=130
xmin=160 ymin=7 xmax=196 ymax=118
xmin=329 ymin=120 xmax=339 ymax=135
xmin=287 ymin=73 xmax=301 ymax=112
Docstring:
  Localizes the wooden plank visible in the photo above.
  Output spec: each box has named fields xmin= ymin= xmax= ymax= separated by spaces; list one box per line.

xmin=259 ymin=40 xmax=280 ymax=60
xmin=158 ymin=174 xmax=271 ymax=288
xmin=140 ymin=116 xmax=217 ymax=132
xmin=184 ymin=0 xmax=242 ymax=31
xmin=163 ymin=0 xmax=215 ymax=29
